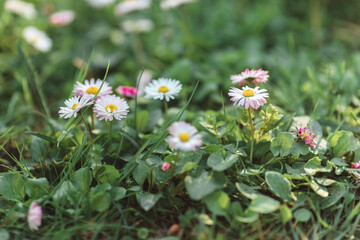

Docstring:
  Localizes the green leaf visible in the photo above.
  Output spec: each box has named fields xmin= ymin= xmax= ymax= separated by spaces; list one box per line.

xmin=265 ymin=171 xmax=292 ymax=201
xmin=309 ymin=178 xmax=329 ymax=197
xmin=270 ymin=132 xmax=294 ymax=157
xmin=93 ymin=165 xmax=120 ymax=184
xmin=185 ymin=172 xmax=225 ymax=200
xmin=204 ymin=191 xmax=230 ymax=216
xmin=53 ymin=181 xmax=79 ymax=205
xmin=137 ymin=228 xmax=149 ymax=240
xmin=72 ymin=167 xmax=92 ymax=194
xmin=109 ymin=187 xmax=126 ymax=201
xmin=90 ymin=191 xmax=111 ymax=212
xmin=25 ymin=178 xmax=49 ymax=199
xmin=234 ymin=210 xmax=259 ymax=223
xmin=182 ymin=162 xmax=198 ymax=173
xmin=0 ymin=229 xmax=9 ymax=240
xmin=31 ymin=136 xmax=46 ymax=162
xmin=304 ymin=157 xmax=332 ymax=176
xmin=320 ymin=184 xmax=346 ymax=209
xmin=291 ymin=142 xmax=309 ymax=156
xmin=136 ymin=110 xmax=149 ymax=132
xmin=280 ymin=205 xmax=292 ymax=223
xmin=0 ymin=173 xmax=25 ymax=202
xmin=329 ymin=131 xmax=360 ymax=157
xmin=207 ymin=153 xmax=238 ymax=171
xmin=235 ymin=183 xmax=260 ymax=200
xmin=294 ymin=208 xmax=312 ymax=222
xmin=249 ymin=195 xmax=280 ymax=214
xmin=136 ymin=192 xmax=162 ymax=211
xmin=133 ymin=165 xmax=148 ymax=186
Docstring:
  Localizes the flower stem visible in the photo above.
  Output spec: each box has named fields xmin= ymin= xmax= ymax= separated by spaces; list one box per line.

xmin=248 ymin=108 xmax=254 ymax=163
xmin=170 ymin=151 xmax=180 ymax=185
xmin=164 ymin=99 xmax=168 ymax=123
xmin=148 ymin=168 xmax=153 ymax=192
xmin=90 ymin=108 xmax=95 ymax=130
xmin=80 ymin=111 xmax=94 ymax=147
xmin=109 ymin=121 xmax=113 ymax=139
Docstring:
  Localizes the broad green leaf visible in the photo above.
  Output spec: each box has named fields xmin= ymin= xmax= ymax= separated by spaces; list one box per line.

xmin=31 ymin=136 xmax=46 ymax=162
xmin=294 ymin=208 xmax=312 ymax=222
xmin=93 ymin=165 xmax=120 ymax=184
xmin=234 ymin=209 xmax=259 ymax=223
xmin=53 ymin=181 xmax=79 ymax=205
xmin=235 ymin=183 xmax=260 ymax=200
xmin=249 ymin=195 xmax=280 ymax=214
xmin=25 ymin=178 xmax=49 ymax=199
xmin=280 ymin=205 xmax=292 ymax=223
xmin=0 ymin=173 xmax=25 ymax=202
xmin=72 ymin=167 xmax=92 ymax=194
xmin=182 ymin=162 xmax=198 ymax=173
xmin=270 ymin=132 xmax=294 ymax=157
xmin=285 ymin=163 xmax=306 ymax=176
xmin=309 ymin=178 xmax=329 ymax=197
xmin=291 ymin=142 xmax=309 ymax=156
xmin=109 ymin=187 xmax=126 ymax=201
xmin=329 ymin=131 xmax=360 ymax=157
xmin=320 ymin=184 xmax=346 ymax=209
xmin=136 ymin=110 xmax=149 ymax=132
xmin=265 ymin=171 xmax=292 ymax=201
xmin=207 ymin=153 xmax=238 ymax=171
xmin=0 ymin=229 xmax=9 ymax=240
xmin=137 ymin=228 xmax=149 ymax=240
xmin=136 ymin=192 xmax=162 ymax=211
xmin=204 ymin=191 xmax=230 ymax=216
xmin=185 ymin=172 xmax=225 ymax=200
xmin=90 ymin=192 xmax=111 ymax=212
xmin=304 ymin=157 xmax=332 ymax=176
xmin=133 ymin=165 xmax=148 ymax=186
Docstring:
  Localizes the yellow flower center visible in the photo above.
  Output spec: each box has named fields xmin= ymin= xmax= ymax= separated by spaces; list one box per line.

xmin=72 ymin=103 xmax=79 ymax=110
xmin=105 ymin=104 xmax=117 ymax=113
xmin=158 ymin=86 xmax=169 ymax=93
xmin=179 ymin=132 xmax=190 ymax=142
xmin=86 ymin=86 xmax=99 ymax=95
xmin=31 ymin=37 xmax=39 ymax=44
xmin=302 ymin=133 xmax=310 ymax=138
xmin=243 ymin=89 xmax=255 ymax=97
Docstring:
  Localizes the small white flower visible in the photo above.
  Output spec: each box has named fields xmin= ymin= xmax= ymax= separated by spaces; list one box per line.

xmin=27 ymin=202 xmax=42 ymax=231
xmin=230 ymin=68 xmax=269 ymax=86
xmin=49 ymin=10 xmax=75 ymax=26
xmin=168 ymin=121 xmax=202 ymax=151
xmin=59 ymin=95 xmax=93 ymax=119
xmin=228 ymin=86 xmax=268 ymax=110
xmin=5 ymin=0 xmax=36 ymax=19
xmin=84 ymin=0 xmax=115 ymax=8
xmin=73 ymin=78 xmax=113 ymax=99
xmin=161 ymin=0 xmax=196 ymax=10
xmin=114 ymin=0 xmax=151 ymax=15
xmin=144 ymin=78 xmax=182 ymax=102
xmin=93 ymin=95 xmax=129 ymax=121
xmin=122 ymin=19 xmax=154 ymax=33
xmin=23 ymin=27 xmax=52 ymax=52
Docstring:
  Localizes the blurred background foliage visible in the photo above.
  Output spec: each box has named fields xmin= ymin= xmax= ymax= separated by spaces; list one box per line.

xmin=1 ymin=0 xmax=360 ymax=133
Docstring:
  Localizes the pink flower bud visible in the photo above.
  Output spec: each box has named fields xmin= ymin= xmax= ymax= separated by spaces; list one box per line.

xmin=27 ymin=202 xmax=42 ymax=231
xmin=352 ymin=162 xmax=360 ymax=169
xmin=161 ymin=162 xmax=170 ymax=171
xmin=115 ymin=86 xmax=137 ymax=98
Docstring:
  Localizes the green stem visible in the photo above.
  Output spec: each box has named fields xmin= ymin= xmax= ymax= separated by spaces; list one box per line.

xmin=248 ymin=108 xmax=254 ymax=163
xmin=109 ymin=121 xmax=113 ymax=139
xmin=164 ymin=99 xmax=168 ymax=123
xmin=170 ymin=151 xmax=180 ymax=185
xmin=91 ymin=109 xmax=95 ymax=130
xmin=148 ymin=168 xmax=153 ymax=192
xmin=80 ymin=111 xmax=94 ymax=147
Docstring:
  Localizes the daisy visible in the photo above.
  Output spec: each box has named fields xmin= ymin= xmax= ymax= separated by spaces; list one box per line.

xmin=168 ymin=121 xmax=202 ymax=152
xmin=93 ymin=95 xmax=129 ymax=121
xmin=5 ymin=0 xmax=36 ymax=19
xmin=290 ymin=126 xmax=316 ymax=147
xmin=27 ymin=202 xmax=42 ymax=231
xmin=59 ymin=95 xmax=93 ymax=119
xmin=23 ymin=27 xmax=52 ymax=52
xmin=115 ymin=86 xmax=137 ymax=98
xmin=84 ymin=0 xmax=115 ymax=8
xmin=145 ymin=78 xmax=182 ymax=102
xmin=114 ymin=0 xmax=151 ymax=15
xmin=49 ymin=10 xmax=75 ymax=26
xmin=228 ymin=86 xmax=268 ymax=110
xmin=161 ymin=0 xmax=197 ymax=10
xmin=73 ymin=78 xmax=113 ymax=99
xmin=122 ymin=19 xmax=154 ymax=33
xmin=230 ymin=68 xmax=269 ymax=86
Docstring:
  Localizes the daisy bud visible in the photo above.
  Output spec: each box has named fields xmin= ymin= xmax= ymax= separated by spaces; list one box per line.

xmin=161 ymin=162 xmax=170 ymax=171
xmin=27 ymin=202 xmax=42 ymax=231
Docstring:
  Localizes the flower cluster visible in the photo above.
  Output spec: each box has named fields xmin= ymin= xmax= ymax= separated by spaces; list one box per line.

xmin=59 ymin=78 xmax=129 ymax=122
xmin=290 ymin=126 xmax=317 ymax=147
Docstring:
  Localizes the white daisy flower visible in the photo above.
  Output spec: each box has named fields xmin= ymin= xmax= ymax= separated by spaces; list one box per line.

xmin=122 ymin=19 xmax=154 ymax=33
xmin=161 ymin=0 xmax=197 ymax=10
xmin=228 ymin=86 xmax=268 ymax=110
xmin=93 ymin=95 xmax=129 ymax=121
xmin=168 ymin=121 xmax=202 ymax=151
xmin=144 ymin=78 xmax=182 ymax=102
xmin=230 ymin=68 xmax=269 ymax=86
xmin=49 ymin=10 xmax=75 ymax=26
xmin=84 ymin=0 xmax=115 ymax=8
xmin=5 ymin=0 xmax=36 ymax=19
xmin=114 ymin=0 xmax=151 ymax=15
xmin=73 ymin=78 xmax=113 ymax=99
xmin=22 ymin=27 xmax=52 ymax=53
xmin=59 ymin=95 xmax=93 ymax=119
